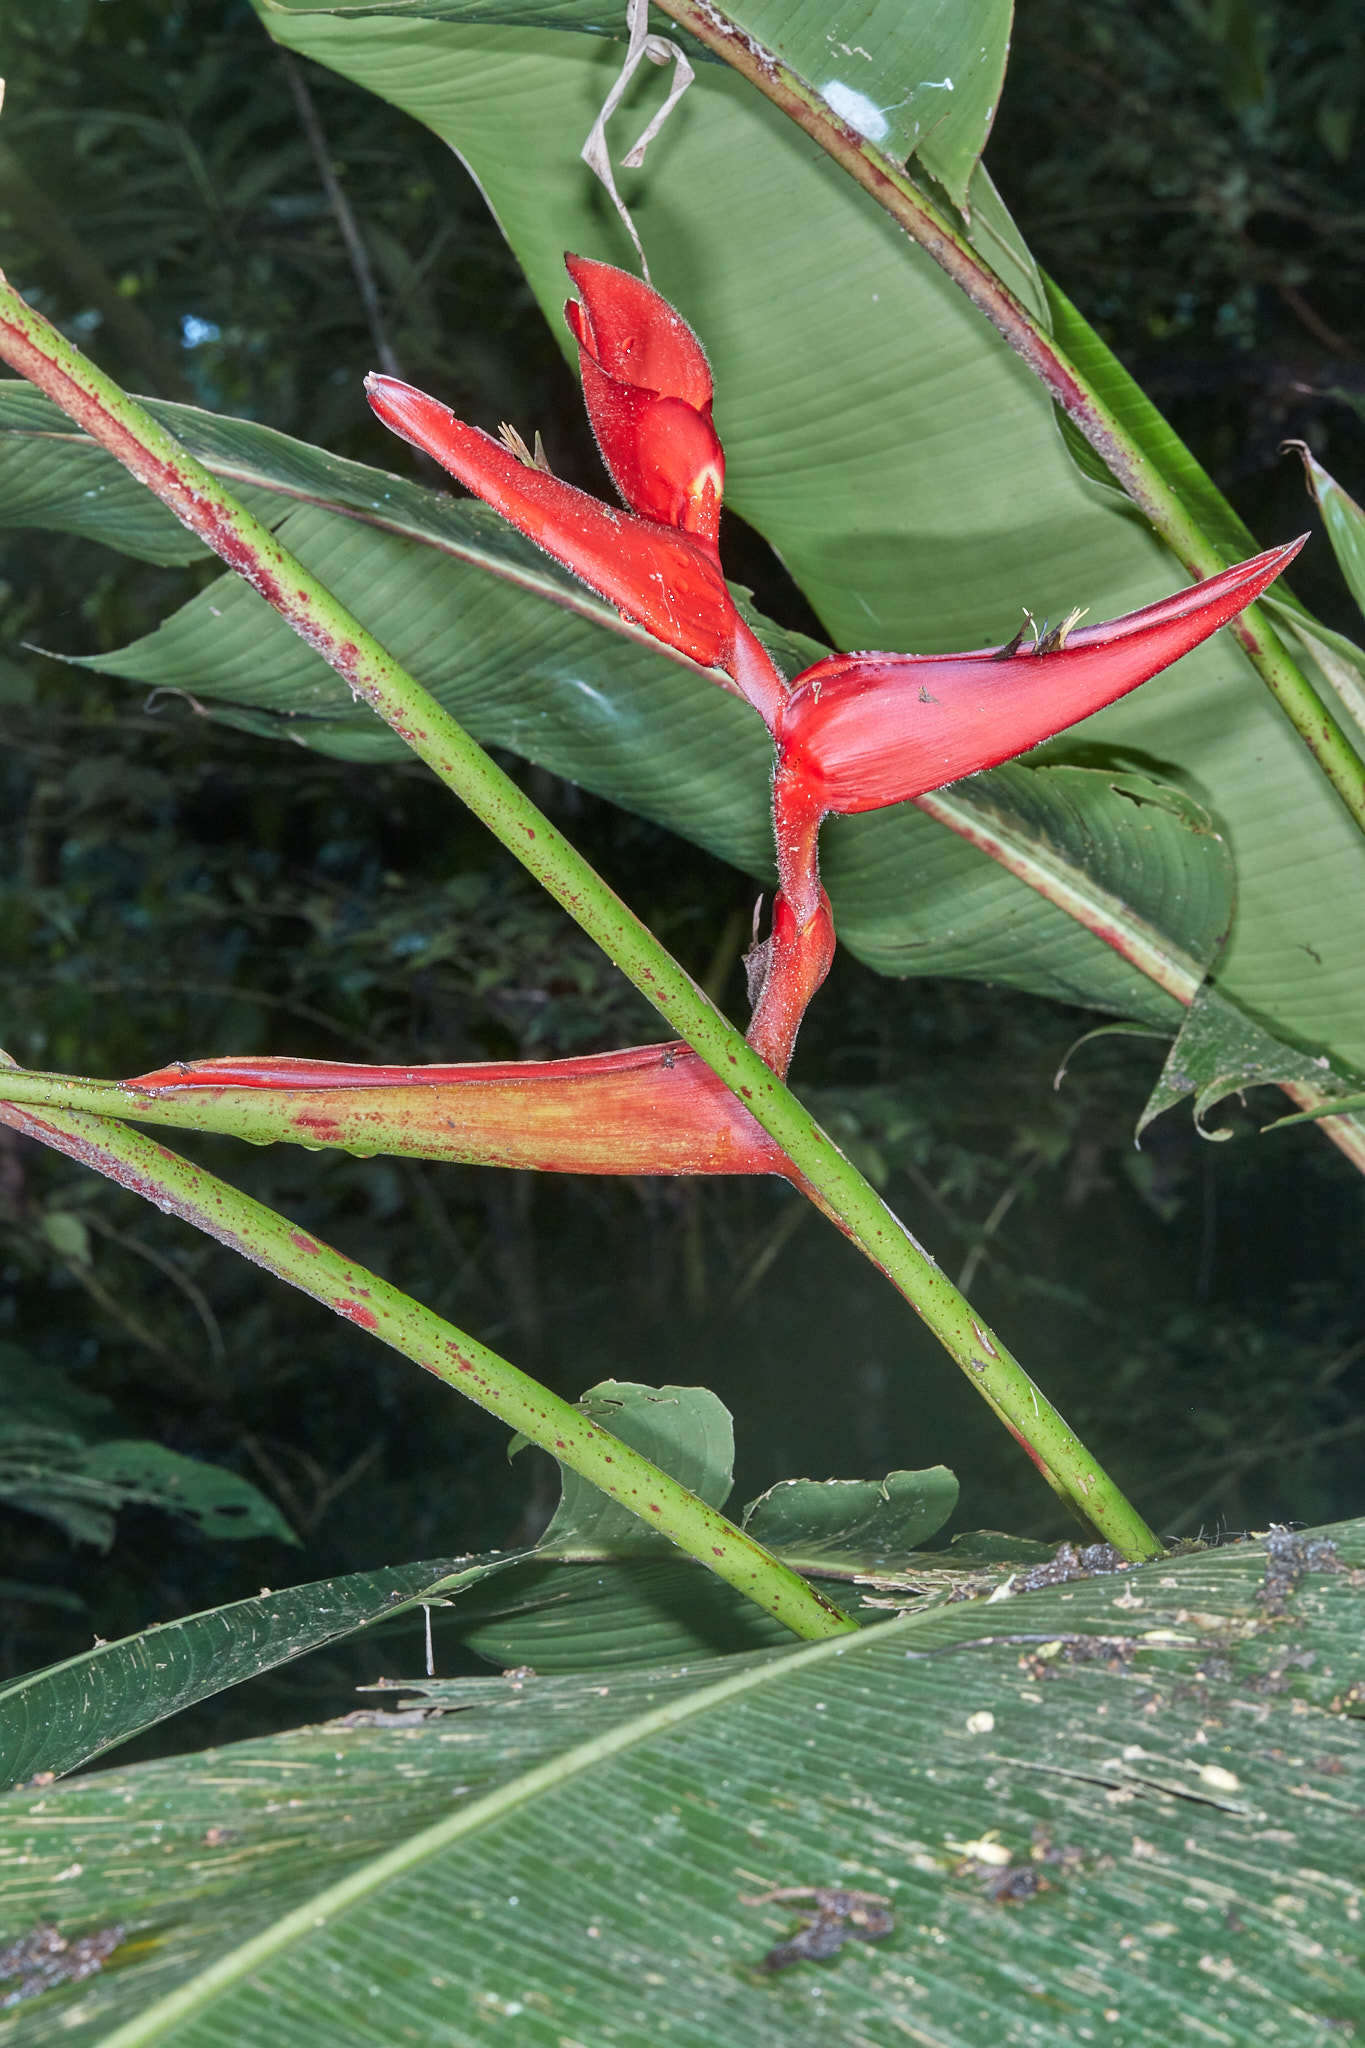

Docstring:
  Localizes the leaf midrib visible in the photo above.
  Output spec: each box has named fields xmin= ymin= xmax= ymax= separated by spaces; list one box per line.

xmin=93 ymin=1612 xmax=890 ymax=2048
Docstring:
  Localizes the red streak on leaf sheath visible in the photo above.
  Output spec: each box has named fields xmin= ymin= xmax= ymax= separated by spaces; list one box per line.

xmin=335 ymin=1298 xmax=380 ymax=1332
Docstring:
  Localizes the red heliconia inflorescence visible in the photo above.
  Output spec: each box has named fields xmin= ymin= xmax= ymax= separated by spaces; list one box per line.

xmin=365 ymin=255 xmax=1306 ymax=1085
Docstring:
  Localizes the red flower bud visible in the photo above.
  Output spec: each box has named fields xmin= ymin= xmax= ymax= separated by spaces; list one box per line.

xmin=564 ymin=254 xmax=725 ymax=551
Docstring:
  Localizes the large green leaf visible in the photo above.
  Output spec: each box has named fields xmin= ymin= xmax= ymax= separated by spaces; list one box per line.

xmin=1 ymin=389 xmax=1235 ymax=1030
xmin=247 ymin=5 xmax=1365 ymax=1080
xmin=0 ymin=1560 xmax=468 ymax=1789
xmin=874 ymin=763 xmax=1232 ymax=1021
xmin=262 ymin=0 xmax=1011 ymax=205
xmin=2 ymin=1520 xmax=1360 ymax=2043
xmin=656 ymin=0 xmax=1012 ymax=206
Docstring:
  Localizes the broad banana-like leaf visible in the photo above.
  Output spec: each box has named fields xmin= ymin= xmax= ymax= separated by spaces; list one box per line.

xmin=246 ymin=1 xmax=1365 ymax=1084
xmin=0 ymin=1559 xmax=468 ymax=1788
xmin=2 ymin=1519 xmax=1360 ymax=2043
xmin=257 ymin=0 xmax=1011 ymax=207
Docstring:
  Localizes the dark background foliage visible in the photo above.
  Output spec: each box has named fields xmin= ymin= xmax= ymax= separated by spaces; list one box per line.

xmin=1 ymin=0 xmax=1362 ymax=1741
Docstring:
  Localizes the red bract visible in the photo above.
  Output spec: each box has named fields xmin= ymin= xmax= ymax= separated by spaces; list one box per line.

xmin=365 ymin=378 xmax=726 ymax=667
xmin=565 ymin=254 xmax=725 ymax=551
xmin=364 ymin=258 xmax=785 ymax=727
xmin=770 ymin=538 xmax=1306 ymax=929
xmin=778 ymin=540 xmax=1305 ymax=817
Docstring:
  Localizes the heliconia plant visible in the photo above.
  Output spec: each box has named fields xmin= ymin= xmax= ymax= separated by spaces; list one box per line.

xmin=0 ymin=222 xmax=1311 ymax=1592
xmin=367 ymin=255 xmax=1305 ymax=1076
xmin=3 ymin=15 xmax=1365 ymax=2040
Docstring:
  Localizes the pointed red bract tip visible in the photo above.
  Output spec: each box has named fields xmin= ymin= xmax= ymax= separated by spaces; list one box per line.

xmin=365 ymin=371 xmax=732 ymax=671
xmin=564 ymin=255 xmax=714 ymax=409
xmin=776 ymin=538 xmax=1306 ymax=817
xmin=564 ymin=255 xmax=725 ymax=552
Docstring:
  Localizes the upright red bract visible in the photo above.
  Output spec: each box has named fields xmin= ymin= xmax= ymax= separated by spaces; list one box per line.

xmin=564 ymin=254 xmax=725 ymax=551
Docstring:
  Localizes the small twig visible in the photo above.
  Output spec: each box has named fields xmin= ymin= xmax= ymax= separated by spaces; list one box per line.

xmin=242 ymin=1435 xmax=384 ymax=1537
xmin=956 ymin=1160 xmax=1036 ymax=1297
xmin=729 ymin=1194 xmax=809 ymax=1311
xmin=578 ymin=0 xmax=694 ymax=279
xmin=16 ymin=974 xmax=386 ymax=1056
xmin=279 ymin=51 xmax=402 ymax=380
xmin=1277 ymin=282 xmax=1357 ymax=360
xmin=83 ymin=1213 xmax=226 ymax=1372
xmin=1163 ymin=1412 xmax=1365 ymax=1536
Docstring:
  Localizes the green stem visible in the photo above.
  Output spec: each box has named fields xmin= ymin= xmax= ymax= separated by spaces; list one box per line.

xmin=0 ymin=1082 xmax=850 ymax=1642
xmin=654 ymin=1 xmax=1365 ymax=847
xmin=0 ymin=270 xmax=1160 ymax=1559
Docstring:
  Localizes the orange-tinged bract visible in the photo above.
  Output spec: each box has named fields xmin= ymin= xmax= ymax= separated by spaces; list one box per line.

xmin=125 ymin=1047 xmax=790 ymax=1178
xmin=565 ymin=254 xmax=725 ymax=551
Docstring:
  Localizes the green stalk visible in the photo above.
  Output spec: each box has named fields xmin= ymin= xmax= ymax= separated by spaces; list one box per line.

xmin=0 ymin=271 xmax=1160 ymax=1559
xmin=654 ymin=1 xmax=1365 ymax=847
xmin=0 ymin=1079 xmax=850 ymax=1641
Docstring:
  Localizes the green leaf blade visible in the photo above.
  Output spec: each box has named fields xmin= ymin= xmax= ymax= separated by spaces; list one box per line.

xmin=6 ymin=1521 xmax=1363 ymax=2044
xmin=0 ymin=1561 xmax=469 ymax=1786
xmin=7 ymin=391 xmax=1256 ymax=1032
xmin=242 ymin=7 xmax=1365 ymax=1081
xmin=1286 ymin=438 xmax=1365 ymax=622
